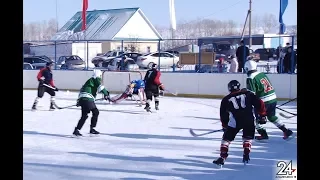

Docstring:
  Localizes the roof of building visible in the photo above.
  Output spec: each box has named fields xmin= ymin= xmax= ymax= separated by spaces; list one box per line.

xmin=52 ymin=7 xmax=162 ymax=41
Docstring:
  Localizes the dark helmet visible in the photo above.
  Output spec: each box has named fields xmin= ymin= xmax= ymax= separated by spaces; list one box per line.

xmin=228 ymin=80 xmax=241 ymax=92
xmin=46 ymin=61 xmax=53 ymax=66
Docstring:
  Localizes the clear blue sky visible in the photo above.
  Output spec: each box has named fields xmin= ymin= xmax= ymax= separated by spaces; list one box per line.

xmin=23 ymin=0 xmax=297 ymax=27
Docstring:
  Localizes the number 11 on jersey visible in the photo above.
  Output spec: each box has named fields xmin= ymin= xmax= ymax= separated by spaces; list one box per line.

xmin=229 ymin=94 xmax=246 ymax=109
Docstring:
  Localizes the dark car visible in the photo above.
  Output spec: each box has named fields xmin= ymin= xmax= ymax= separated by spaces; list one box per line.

xmin=100 ymin=52 xmax=143 ymax=68
xmin=254 ymin=48 xmax=277 ymax=61
xmin=23 ymin=56 xmax=53 ymax=69
xmin=57 ymin=55 xmax=86 ymax=70
xmin=92 ymin=51 xmax=124 ymax=67
xmin=201 ymin=41 xmax=236 ymax=57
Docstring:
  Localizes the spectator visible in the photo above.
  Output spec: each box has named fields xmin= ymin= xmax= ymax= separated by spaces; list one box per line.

xmin=229 ymin=55 xmax=238 ymax=73
xmin=236 ymin=40 xmax=249 ymax=72
xmin=118 ymin=56 xmax=128 ymax=71
xmin=283 ymin=46 xmax=297 ymax=73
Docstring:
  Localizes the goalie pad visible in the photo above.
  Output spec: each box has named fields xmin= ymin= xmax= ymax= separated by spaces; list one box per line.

xmin=110 ymin=86 xmax=132 ymax=103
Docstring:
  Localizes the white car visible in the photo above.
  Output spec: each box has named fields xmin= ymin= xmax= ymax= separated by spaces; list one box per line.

xmin=107 ymin=58 xmax=140 ymax=71
xmin=136 ymin=52 xmax=180 ymax=69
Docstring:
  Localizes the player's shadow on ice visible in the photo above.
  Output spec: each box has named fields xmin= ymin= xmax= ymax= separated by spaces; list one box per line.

xmin=24 ymin=161 xmax=216 ymax=180
xmin=183 ymin=116 xmax=220 ymax=121
xmin=102 ymin=133 xmax=216 ymax=141
xmin=66 ymin=107 xmax=144 ymax=115
xmin=23 ymin=130 xmax=67 ymax=138
xmin=170 ymin=127 xmax=215 ymax=132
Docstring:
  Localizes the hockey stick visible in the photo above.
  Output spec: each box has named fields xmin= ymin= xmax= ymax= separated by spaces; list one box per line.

xmin=58 ymin=98 xmax=105 ymax=109
xmin=189 ymin=128 xmax=223 ymax=137
xmin=279 ymin=112 xmax=296 ymax=119
xmin=277 ymin=98 xmax=297 ymax=108
xmin=164 ymin=89 xmax=178 ymax=96
xmin=276 ymin=107 xmax=297 ymax=118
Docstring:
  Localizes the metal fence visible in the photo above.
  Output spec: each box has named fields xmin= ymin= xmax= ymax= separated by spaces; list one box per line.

xmin=23 ymin=35 xmax=296 ymax=74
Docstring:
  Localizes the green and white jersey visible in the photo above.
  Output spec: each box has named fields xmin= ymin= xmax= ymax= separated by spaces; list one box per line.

xmin=246 ymin=71 xmax=277 ymax=104
xmin=78 ymin=77 xmax=108 ymax=101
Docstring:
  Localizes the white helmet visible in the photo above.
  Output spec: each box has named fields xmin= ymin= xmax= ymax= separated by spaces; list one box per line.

xmin=244 ymin=60 xmax=257 ymax=72
xmin=93 ymin=69 xmax=102 ymax=79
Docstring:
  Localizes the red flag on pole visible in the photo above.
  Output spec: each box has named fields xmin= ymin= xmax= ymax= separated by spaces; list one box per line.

xmin=81 ymin=0 xmax=88 ymax=31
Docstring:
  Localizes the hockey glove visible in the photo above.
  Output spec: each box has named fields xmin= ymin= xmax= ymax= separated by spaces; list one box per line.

xmin=54 ymin=87 xmax=59 ymax=91
xmin=159 ymin=84 xmax=165 ymax=91
xmin=241 ymin=88 xmax=247 ymax=92
xmin=257 ymin=116 xmax=267 ymax=124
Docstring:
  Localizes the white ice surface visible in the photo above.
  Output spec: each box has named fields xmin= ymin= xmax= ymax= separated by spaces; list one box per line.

xmin=23 ymin=90 xmax=297 ymax=180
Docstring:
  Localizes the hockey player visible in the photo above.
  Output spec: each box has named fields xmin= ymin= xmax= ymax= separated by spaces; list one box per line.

xmin=143 ymin=64 xmax=164 ymax=112
xmin=73 ymin=69 xmax=110 ymax=137
xmin=244 ymin=60 xmax=294 ymax=141
xmin=213 ymin=80 xmax=267 ymax=167
xmin=32 ymin=62 xmax=59 ymax=111
xmin=110 ymin=79 xmax=146 ymax=105
xmin=128 ymin=79 xmax=146 ymax=98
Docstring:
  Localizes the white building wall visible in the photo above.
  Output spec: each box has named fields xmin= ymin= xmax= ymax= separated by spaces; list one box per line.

xmin=114 ymin=11 xmax=159 ymax=40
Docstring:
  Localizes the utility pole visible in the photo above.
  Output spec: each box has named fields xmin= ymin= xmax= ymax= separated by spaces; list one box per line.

xmin=248 ymin=0 xmax=252 ymax=48
xmin=56 ymin=0 xmax=59 ymax=32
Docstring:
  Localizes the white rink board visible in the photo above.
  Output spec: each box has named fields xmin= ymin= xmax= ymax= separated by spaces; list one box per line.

xmin=23 ymin=70 xmax=297 ymax=99
xmin=23 ymin=90 xmax=297 ymax=180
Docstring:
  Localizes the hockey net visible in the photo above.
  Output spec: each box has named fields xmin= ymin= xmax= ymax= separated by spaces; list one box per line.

xmin=101 ymin=70 xmax=143 ymax=98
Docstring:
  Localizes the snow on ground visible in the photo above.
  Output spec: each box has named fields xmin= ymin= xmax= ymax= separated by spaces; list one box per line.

xmin=23 ymin=90 xmax=297 ymax=180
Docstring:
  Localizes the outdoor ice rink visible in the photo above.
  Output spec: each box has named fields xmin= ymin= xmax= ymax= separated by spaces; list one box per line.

xmin=23 ymin=90 xmax=297 ymax=180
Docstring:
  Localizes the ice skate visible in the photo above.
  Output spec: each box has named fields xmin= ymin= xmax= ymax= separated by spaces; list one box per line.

xmin=212 ymin=157 xmax=225 ymax=168
xmin=31 ymin=104 xmax=37 ymax=111
xmin=89 ymin=128 xmax=100 ymax=137
xmin=255 ymin=129 xmax=269 ymax=142
xmin=72 ymin=128 xmax=82 ymax=137
xmin=242 ymin=154 xmax=250 ymax=165
xmin=49 ymin=102 xmax=55 ymax=111
xmin=283 ymin=129 xmax=295 ymax=141
xmin=144 ymin=106 xmax=151 ymax=113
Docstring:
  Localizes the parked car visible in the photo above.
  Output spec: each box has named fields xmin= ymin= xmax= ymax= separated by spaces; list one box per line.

xmin=164 ymin=50 xmax=179 ymax=57
xmin=92 ymin=51 xmax=124 ymax=67
xmin=107 ymin=58 xmax=140 ymax=71
xmin=23 ymin=56 xmax=53 ymax=69
xmin=56 ymin=55 xmax=86 ymax=70
xmin=254 ymin=48 xmax=277 ymax=61
xmin=23 ymin=63 xmax=34 ymax=70
xmin=201 ymin=41 xmax=236 ymax=56
xmin=136 ymin=52 xmax=180 ymax=69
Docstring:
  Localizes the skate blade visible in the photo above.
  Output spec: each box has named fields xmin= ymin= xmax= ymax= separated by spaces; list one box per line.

xmin=67 ymin=135 xmax=81 ymax=138
xmin=214 ymin=164 xmax=223 ymax=169
xmin=89 ymin=134 xmax=99 ymax=137
xmin=49 ymin=109 xmax=55 ymax=111
xmin=284 ymin=133 xmax=295 ymax=141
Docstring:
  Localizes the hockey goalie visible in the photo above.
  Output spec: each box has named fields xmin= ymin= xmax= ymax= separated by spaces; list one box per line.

xmin=110 ymin=79 xmax=146 ymax=105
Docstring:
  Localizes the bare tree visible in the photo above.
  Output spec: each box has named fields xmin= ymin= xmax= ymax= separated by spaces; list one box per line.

xmin=125 ymin=35 xmax=141 ymax=52
xmin=261 ymin=13 xmax=277 ymax=33
xmin=23 ymin=19 xmax=59 ymax=41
